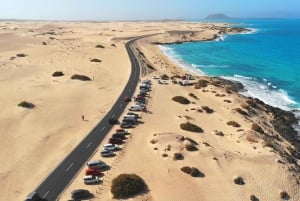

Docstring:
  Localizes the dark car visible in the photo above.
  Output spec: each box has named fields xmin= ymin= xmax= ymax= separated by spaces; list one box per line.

xmin=109 ymin=137 xmax=123 ymax=145
xmin=112 ymin=133 xmax=126 ymax=139
xmin=108 ymin=118 xmax=119 ymax=125
xmin=124 ymin=96 xmax=131 ymax=102
xmin=120 ymin=122 xmax=134 ymax=128
xmin=100 ymin=150 xmax=115 ymax=157
xmin=126 ymin=112 xmax=139 ymax=119
xmin=71 ymin=189 xmax=92 ymax=199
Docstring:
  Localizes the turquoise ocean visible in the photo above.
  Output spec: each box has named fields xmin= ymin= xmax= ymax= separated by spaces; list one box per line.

xmin=160 ymin=19 xmax=300 ymax=112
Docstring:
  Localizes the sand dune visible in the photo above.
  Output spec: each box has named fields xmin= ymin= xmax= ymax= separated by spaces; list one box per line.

xmin=0 ymin=21 xmax=299 ymax=201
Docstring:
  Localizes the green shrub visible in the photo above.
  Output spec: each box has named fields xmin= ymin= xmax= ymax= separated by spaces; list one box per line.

xmin=172 ymin=96 xmax=190 ymax=104
xmin=18 ymin=101 xmax=35 ymax=109
xmin=111 ymin=174 xmax=147 ymax=199
xmin=52 ymin=71 xmax=64 ymax=77
xmin=180 ymin=122 xmax=203 ymax=133
xmin=71 ymin=74 xmax=91 ymax=81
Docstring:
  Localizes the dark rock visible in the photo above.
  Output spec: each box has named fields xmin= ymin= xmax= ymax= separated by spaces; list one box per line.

xmin=90 ymin=58 xmax=102 ymax=63
xmin=52 ymin=71 xmax=64 ymax=77
xmin=16 ymin=53 xmax=27 ymax=57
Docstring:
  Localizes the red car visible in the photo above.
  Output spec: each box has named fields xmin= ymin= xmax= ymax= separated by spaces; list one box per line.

xmin=109 ymin=137 xmax=123 ymax=145
xmin=85 ymin=168 xmax=102 ymax=176
xmin=124 ymin=96 xmax=131 ymax=102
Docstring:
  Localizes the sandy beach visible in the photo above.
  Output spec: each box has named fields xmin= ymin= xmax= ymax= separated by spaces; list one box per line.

xmin=0 ymin=21 xmax=299 ymax=201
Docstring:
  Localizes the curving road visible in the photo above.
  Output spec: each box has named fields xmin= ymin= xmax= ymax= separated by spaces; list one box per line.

xmin=33 ymin=38 xmax=141 ymax=201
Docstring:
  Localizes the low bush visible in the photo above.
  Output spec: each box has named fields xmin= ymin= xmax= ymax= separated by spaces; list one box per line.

xmin=185 ymin=144 xmax=198 ymax=151
xmin=227 ymin=121 xmax=241 ymax=127
xmin=16 ymin=53 xmax=27 ymax=57
xmin=173 ymin=153 xmax=184 ymax=160
xmin=201 ymin=106 xmax=214 ymax=114
xmin=190 ymin=167 xmax=202 ymax=177
xmin=181 ymin=166 xmax=191 ymax=174
xmin=111 ymin=174 xmax=147 ymax=199
xmin=180 ymin=122 xmax=203 ymax=133
xmin=18 ymin=101 xmax=35 ymax=109
xmin=52 ymin=71 xmax=64 ymax=77
xmin=90 ymin=58 xmax=102 ymax=62
xmin=234 ymin=108 xmax=248 ymax=116
xmin=250 ymin=195 xmax=259 ymax=201
xmin=251 ymin=123 xmax=264 ymax=133
xmin=95 ymin=44 xmax=105 ymax=48
xmin=233 ymin=177 xmax=245 ymax=185
xmin=197 ymin=79 xmax=209 ymax=88
xmin=280 ymin=191 xmax=290 ymax=200
xmin=111 ymin=44 xmax=116 ymax=47
xmin=172 ymin=96 xmax=190 ymax=104
xmin=188 ymin=93 xmax=199 ymax=100
xmin=71 ymin=74 xmax=91 ymax=81
xmin=184 ymin=137 xmax=198 ymax=145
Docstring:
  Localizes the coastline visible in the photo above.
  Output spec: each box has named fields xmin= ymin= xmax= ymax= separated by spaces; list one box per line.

xmin=0 ymin=20 xmax=299 ymax=201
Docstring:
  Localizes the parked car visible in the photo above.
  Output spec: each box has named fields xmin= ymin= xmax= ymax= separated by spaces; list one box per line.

xmin=85 ymin=168 xmax=102 ymax=176
xmin=120 ymin=122 xmax=134 ymax=128
xmin=122 ymin=118 xmax=137 ymax=125
xmin=108 ymin=118 xmax=119 ymax=125
xmin=100 ymin=150 xmax=115 ymax=157
xmin=126 ymin=112 xmax=139 ymax=119
xmin=86 ymin=160 xmax=109 ymax=170
xmin=112 ymin=133 xmax=126 ymax=139
xmin=71 ymin=189 xmax=92 ymax=200
xmin=129 ymin=105 xmax=144 ymax=111
xmin=83 ymin=175 xmax=100 ymax=184
xmin=115 ymin=128 xmax=129 ymax=135
xmin=103 ymin=143 xmax=120 ymax=151
xmin=109 ymin=137 xmax=123 ymax=144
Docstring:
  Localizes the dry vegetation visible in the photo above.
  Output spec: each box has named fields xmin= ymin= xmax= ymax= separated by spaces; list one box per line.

xmin=180 ymin=122 xmax=203 ymax=133
xmin=172 ymin=96 xmax=190 ymax=104
xmin=71 ymin=74 xmax=92 ymax=81
xmin=111 ymin=174 xmax=148 ymax=199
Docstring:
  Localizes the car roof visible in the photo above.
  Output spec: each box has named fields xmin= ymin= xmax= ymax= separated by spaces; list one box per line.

xmin=84 ymin=175 xmax=95 ymax=179
xmin=71 ymin=189 xmax=89 ymax=194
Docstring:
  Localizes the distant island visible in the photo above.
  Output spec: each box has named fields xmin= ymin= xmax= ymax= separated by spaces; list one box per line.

xmin=205 ymin=14 xmax=230 ymax=19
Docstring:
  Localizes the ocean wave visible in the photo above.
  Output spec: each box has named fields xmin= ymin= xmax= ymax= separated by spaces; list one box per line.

xmin=223 ymin=75 xmax=299 ymax=111
xmin=158 ymin=45 xmax=205 ymax=75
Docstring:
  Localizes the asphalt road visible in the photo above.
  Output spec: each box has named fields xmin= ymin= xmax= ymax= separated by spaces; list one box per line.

xmin=33 ymin=38 xmax=141 ymax=201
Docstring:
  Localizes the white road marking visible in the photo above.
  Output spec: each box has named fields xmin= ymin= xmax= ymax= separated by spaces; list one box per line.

xmin=101 ymin=126 xmax=105 ymax=132
xmin=66 ymin=163 xmax=74 ymax=172
xmin=111 ymin=114 xmax=115 ymax=118
xmin=86 ymin=142 xmax=92 ymax=149
xmin=43 ymin=191 xmax=50 ymax=198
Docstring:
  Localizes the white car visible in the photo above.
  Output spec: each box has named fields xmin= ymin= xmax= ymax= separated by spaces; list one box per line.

xmin=103 ymin=144 xmax=119 ymax=151
xmin=83 ymin=175 xmax=100 ymax=184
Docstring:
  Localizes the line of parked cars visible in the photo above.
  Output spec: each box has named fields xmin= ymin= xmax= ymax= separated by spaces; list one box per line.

xmin=69 ymin=79 xmax=152 ymax=200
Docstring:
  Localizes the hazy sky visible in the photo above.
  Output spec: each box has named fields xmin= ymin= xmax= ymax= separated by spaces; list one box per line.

xmin=0 ymin=0 xmax=299 ymax=20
